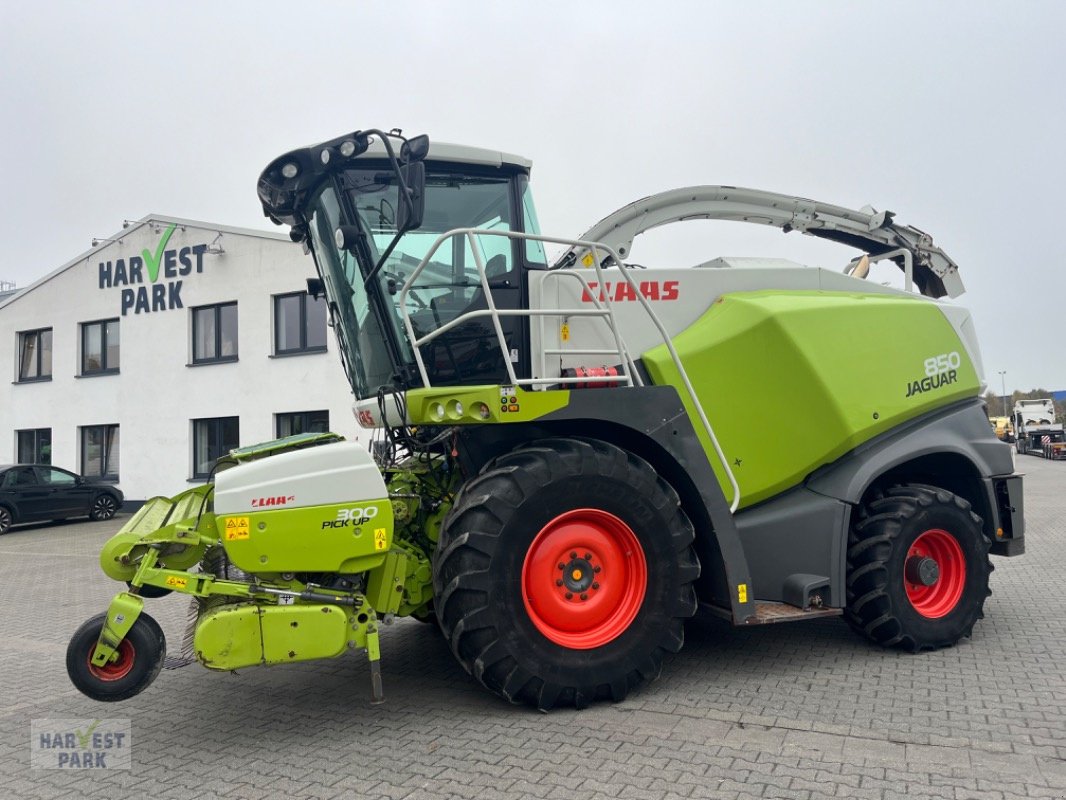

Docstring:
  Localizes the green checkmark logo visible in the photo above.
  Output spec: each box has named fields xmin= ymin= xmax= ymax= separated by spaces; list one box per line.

xmin=75 ymin=720 xmax=101 ymax=749
xmin=143 ymin=224 xmax=177 ymax=283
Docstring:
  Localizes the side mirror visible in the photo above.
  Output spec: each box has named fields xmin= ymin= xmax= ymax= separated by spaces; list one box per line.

xmin=396 ymin=161 xmax=425 ymax=233
xmin=401 ymin=135 xmax=430 ymax=163
xmin=306 ymin=277 xmax=326 ymax=300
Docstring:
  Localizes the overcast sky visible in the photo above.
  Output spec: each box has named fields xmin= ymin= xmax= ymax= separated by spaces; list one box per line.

xmin=1 ymin=1 xmax=1062 ymax=392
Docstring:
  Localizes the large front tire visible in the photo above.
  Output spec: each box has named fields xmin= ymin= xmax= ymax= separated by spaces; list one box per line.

xmin=66 ymin=612 xmax=166 ymax=701
xmin=845 ymin=484 xmax=992 ymax=652
xmin=433 ymin=438 xmax=699 ymax=711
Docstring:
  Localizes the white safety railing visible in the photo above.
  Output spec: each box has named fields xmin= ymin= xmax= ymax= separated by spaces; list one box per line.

xmin=399 ymin=228 xmax=742 ymax=512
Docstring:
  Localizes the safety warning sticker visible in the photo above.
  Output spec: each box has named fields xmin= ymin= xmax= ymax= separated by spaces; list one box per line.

xmin=224 ymin=517 xmax=250 ymax=541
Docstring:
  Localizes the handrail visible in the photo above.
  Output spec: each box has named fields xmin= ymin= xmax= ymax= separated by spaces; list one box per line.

xmin=534 ymin=268 xmax=644 ymax=387
xmin=399 ymin=228 xmax=743 ymax=512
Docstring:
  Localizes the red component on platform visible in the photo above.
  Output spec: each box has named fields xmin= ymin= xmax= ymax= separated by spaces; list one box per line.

xmin=564 ymin=365 xmax=620 ymax=389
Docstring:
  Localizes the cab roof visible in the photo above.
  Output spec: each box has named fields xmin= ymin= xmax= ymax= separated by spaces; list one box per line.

xmin=258 ymin=130 xmax=531 ymax=229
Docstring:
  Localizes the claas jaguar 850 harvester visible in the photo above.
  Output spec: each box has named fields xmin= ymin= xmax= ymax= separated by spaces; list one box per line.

xmin=67 ymin=128 xmax=1024 ymax=710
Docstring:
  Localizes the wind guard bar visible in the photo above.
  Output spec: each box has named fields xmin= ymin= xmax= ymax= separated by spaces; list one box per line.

xmin=552 ymin=186 xmax=964 ymax=299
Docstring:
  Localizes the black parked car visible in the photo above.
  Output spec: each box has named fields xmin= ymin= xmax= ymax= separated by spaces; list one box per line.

xmin=0 ymin=465 xmax=123 ymax=534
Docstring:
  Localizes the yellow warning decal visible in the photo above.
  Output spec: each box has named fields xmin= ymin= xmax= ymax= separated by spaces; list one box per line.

xmin=164 ymin=575 xmax=189 ymax=589
xmin=561 ymin=324 xmax=570 ymax=342
xmin=224 ymin=516 xmax=251 ymax=541
xmin=738 ymin=583 xmax=748 ymax=603
xmin=374 ymin=528 xmax=388 ymax=550
xmin=581 ymin=253 xmax=594 ymax=267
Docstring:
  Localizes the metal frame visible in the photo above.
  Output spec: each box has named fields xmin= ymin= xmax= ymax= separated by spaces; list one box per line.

xmin=400 ymin=228 xmax=743 ymax=512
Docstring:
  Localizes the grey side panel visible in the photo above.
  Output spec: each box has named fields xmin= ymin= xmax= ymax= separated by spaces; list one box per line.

xmin=806 ymin=399 xmax=1018 ymax=538
xmin=990 ymin=475 xmax=1025 ymax=556
xmin=733 ymin=488 xmax=849 ymax=606
xmin=808 ymin=401 xmax=1013 ymax=498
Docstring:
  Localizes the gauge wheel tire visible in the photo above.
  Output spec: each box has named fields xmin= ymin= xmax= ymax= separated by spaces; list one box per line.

xmin=67 ymin=612 xmax=166 ymax=702
xmin=845 ymin=484 xmax=992 ymax=652
xmin=89 ymin=494 xmax=119 ymax=522
xmin=0 ymin=506 xmax=12 ymax=534
xmin=432 ymin=437 xmax=699 ymax=711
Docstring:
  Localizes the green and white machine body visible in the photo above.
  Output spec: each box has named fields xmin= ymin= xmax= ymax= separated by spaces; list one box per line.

xmin=214 ymin=440 xmax=394 ymax=575
xmin=68 ymin=128 xmax=1024 ymax=710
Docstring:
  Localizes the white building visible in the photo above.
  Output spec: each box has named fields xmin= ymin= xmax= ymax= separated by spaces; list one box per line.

xmin=0 ymin=214 xmax=358 ymax=505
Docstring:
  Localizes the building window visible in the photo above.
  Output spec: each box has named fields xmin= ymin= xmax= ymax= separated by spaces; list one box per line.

xmin=192 ymin=302 xmax=238 ymax=364
xmin=81 ymin=319 xmax=120 ymax=375
xmin=192 ymin=417 xmax=239 ymax=479
xmin=17 ymin=328 xmax=52 ymax=382
xmin=81 ymin=425 xmax=119 ymax=480
xmin=274 ymin=292 xmax=327 ymax=355
xmin=16 ymin=428 xmax=52 ymax=464
xmin=276 ymin=410 xmax=330 ymax=438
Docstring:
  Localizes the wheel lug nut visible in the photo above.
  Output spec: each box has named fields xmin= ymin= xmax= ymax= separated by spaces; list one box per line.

xmin=592 ymin=582 xmax=600 ymax=590
xmin=558 ymin=563 xmax=565 ymax=570
xmin=584 ymin=553 xmax=592 ymax=560
xmin=556 ymin=580 xmax=563 ymax=586
xmin=580 ymin=593 xmax=588 ymax=601
xmin=570 ymin=552 xmax=577 ymax=559
xmin=565 ymin=592 xmax=573 ymax=600
xmin=594 ymin=566 xmax=601 ymax=573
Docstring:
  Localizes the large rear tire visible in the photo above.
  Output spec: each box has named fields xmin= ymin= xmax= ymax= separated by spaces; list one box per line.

xmin=845 ymin=484 xmax=992 ymax=652
xmin=433 ymin=437 xmax=699 ymax=711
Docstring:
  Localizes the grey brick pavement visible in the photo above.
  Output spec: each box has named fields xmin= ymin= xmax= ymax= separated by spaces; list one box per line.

xmin=1 ymin=457 xmax=1064 ymax=799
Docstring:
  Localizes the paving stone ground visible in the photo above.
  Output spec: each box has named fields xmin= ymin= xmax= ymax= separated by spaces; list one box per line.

xmin=1 ymin=456 xmax=1063 ymax=799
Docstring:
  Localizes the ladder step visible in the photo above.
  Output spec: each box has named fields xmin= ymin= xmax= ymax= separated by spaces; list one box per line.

xmin=746 ymin=601 xmax=842 ymax=625
xmin=698 ymin=601 xmax=842 ymax=625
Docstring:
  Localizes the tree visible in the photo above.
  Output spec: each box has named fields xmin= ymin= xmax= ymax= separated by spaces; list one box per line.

xmin=984 ymin=389 xmax=1009 ymax=418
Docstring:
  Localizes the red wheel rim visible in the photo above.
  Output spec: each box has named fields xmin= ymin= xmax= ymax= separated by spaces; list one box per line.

xmin=521 ymin=508 xmax=647 ymax=649
xmin=87 ymin=639 xmax=136 ymax=682
xmin=905 ymin=528 xmax=966 ymax=619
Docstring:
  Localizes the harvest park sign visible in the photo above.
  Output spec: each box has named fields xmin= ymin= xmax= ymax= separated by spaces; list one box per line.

xmin=97 ymin=224 xmax=210 ymax=315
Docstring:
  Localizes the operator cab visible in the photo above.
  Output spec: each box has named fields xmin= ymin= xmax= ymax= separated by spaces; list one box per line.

xmin=258 ymin=129 xmax=545 ymax=401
